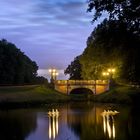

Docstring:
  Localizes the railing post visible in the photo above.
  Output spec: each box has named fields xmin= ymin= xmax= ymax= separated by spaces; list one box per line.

xmin=107 ymin=79 xmax=110 ymax=91
xmin=67 ymin=80 xmax=69 ymax=95
xmin=94 ymin=80 xmax=96 ymax=95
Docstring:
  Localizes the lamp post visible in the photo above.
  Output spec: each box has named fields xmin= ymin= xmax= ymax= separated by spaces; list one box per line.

xmin=103 ymin=68 xmax=116 ymax=88
xmin=107 ymin=68 xmax=115 ymax=79
xmin=52 ymin=71 xmax=59 ymax=81
xmin=49 ymin=68 xmax=59 ymax=83
xmin=107 ymin=68 xmax=115 ymax=87
xmin=102 ymin=72 xmax=110 ymax=91
xmin=102 ymin=72 xmax=110 ymax=77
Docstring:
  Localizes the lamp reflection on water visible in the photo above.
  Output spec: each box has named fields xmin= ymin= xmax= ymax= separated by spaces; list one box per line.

xmin=102 ymin=110 xmax=119 ymax=139
xmin=48 ymin=109 xmax=59 ymax=139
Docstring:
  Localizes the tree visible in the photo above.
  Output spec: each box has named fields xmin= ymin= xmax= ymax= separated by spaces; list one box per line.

xmin=80 ymin=20 xmax=122 ymax=79
xmin=87 ymin=0 xmax=140 ymax=35
xmin=35 ymin=76 xmax=48 ymax=85
xmin=64 ymin=56 xmax=83 ymax=80
xmin=80 ymin=20 xmax=140 ymax=84
xmin=0 ymin=39 xmax=39 ymax=85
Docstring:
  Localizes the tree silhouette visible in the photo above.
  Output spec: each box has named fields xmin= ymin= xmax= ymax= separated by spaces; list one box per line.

xmin=0 ymin=39 xmax=38 ymax=85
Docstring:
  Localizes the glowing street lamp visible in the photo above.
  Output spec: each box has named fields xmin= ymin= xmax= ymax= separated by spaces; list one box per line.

xmin=52 ymin=72 xmax=59 ymax=80
xmin=102 ymin=72 xmax=110 ymax=90
xmin=49 ymin=68 xmax=59 ymax=83
xmin=107 ymin=68 xmax=115 ymax=79
xmin=108 ymin=68 xmax=115 ymax=73
xmin=49 ymin=69 xmax=56 ymax=73
xmin=102 ymin=72 xmax=110 ymax=76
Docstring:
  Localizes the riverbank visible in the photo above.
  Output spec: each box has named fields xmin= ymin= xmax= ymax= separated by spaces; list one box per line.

xmin=0 ymin=85 xmax=69 ymax=108
xmin=92 ymin=85 xmax=140 ymax=104
xmin=0 ymin=85 xmax=140 ymax=108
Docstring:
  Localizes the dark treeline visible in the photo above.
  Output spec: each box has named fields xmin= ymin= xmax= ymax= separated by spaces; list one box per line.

xmin=64 ymin=56 xmax=83 ymax=80
xmin=0 ymin=39 xmax=47 ymax=85
xmin=65 ymin=0 xmax=140 ymax=84
xmin=80 ymin=20 xmax=140 ymax=84
xmin=88 ymin=0 xmax=140 ymax=36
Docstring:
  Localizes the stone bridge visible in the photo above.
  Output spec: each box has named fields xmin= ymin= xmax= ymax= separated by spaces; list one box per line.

xmin=54 ymin=80 xmax=109 ymax=95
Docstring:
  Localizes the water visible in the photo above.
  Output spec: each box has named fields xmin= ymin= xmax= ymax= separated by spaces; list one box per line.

xmin=0 ymin=103 xmax=139 ymax=140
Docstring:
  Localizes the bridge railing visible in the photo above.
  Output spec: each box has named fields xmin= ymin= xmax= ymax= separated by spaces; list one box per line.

xmin=55 ymin=80 xmax=108 ymax=85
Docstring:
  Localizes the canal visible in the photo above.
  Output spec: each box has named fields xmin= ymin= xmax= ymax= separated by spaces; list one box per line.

xmin=0 ymin=102 xmax=139 ymax=140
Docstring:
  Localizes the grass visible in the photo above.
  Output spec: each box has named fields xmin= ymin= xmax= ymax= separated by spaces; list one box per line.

xmin=0 ymin=85 xmax=69 ymax=108
xmin=92 ymin=85 xmax=140 ymax=104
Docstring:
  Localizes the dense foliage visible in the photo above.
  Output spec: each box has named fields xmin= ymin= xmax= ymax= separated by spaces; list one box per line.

xmin=82 ymin=0 xmax=140 ymax=84
xmin=64 ymin=0 xmax=140 ymax=84
xmin=80 ymin=19 xmax=140 ymax=84
xmin=64 ymin=56 xmax=82 ymax=80
xmin=66 ymin=21 xmax=140 ymax=83
xmin=0 ymin=39 xmax=39 ymax=85
xmin=88 ymin=0 xmax=140 ymax=35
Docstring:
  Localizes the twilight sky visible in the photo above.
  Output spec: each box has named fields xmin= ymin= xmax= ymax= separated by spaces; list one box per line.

xmin=0 ymin=0 xmax=99 ymax=79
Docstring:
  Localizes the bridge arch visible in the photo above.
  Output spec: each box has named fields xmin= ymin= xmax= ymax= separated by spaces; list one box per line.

xmin=54 ymin=80 xmax=109 ymax=95
xmin=69 ymin=87 xmax=94 ymax=94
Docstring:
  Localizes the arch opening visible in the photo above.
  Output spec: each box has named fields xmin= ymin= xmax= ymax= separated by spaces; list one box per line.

xmin=70 ymin=88 xmax=93 ymax=94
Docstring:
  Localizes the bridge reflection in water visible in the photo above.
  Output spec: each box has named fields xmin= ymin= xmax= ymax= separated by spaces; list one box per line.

xmin=48 ymin=109 xmax=59 ymax=139
xmin=101 ymin=110 xmax=119 ymax=139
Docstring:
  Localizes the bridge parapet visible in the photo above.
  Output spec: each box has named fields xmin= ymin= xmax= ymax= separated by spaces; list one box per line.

xmin=55 ymin=80 xmax=108 ymax=85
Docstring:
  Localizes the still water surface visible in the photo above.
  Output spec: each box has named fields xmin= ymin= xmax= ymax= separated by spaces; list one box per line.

xmin=0 ymin=103 xmax=139 ymax=140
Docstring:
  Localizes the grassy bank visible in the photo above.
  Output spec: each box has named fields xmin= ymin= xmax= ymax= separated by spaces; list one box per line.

xmin=92 ymin=85 xmax=140 ymax=104
xmin=0 ymin=85 xmax=69 ymax=108
xmin=0 ymin=85 xmax=140 ymax=108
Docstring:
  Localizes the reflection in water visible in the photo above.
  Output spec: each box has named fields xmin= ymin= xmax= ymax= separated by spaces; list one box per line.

xmin=48 ymin=109 xmax=59 ymax=139
xmin=67 ymin=103 xmax=105 ymax=140
xmin=0 ymin=110 xmax=37 ymax=140
xmin=0 ymin=103 xmax=140 ymax=140
xmin=102 ymin=110 xmax=119 ymax=139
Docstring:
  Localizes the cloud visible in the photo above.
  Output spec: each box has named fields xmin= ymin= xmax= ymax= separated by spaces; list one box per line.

xmin=0 ymin=0 xmax=94 ymax=73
